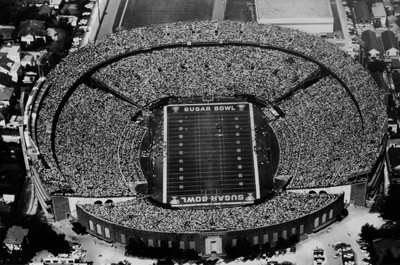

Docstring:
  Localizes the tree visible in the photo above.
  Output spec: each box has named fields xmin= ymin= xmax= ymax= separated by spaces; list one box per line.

xmin=381 ymin=249 xmax=396 ymax=265
xmin=336 ymin=214 xmax=343 ymax=221
xmin=0 ymin=0 xmax=20 ymax=24
xmin=125 ymin=237 xmax=137 ymax=256
xmin=25 ymin=218 xmax=71 ymax=255
xmin=367 ymin=244 xmax=379 ymax=265
xmin=288 ymin=235 xmax=299 ymax=245
xmin=341 ymin=208 xmax=349 ymax=217
xmin=276 ymin=237 xmax=289 ymax=249
xmin=360 ymin=223 xmax=378 ymax=242
xmin=262 ymin=242 xmax=271 ymax=252
xmin=380 ymin=185 xmax=400 ymax=222
xmin=368 ymin=60 xmax=386 ymax=73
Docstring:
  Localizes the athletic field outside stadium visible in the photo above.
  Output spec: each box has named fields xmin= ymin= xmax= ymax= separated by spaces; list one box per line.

xmin=163 ymin=102 xmax=258 ymax=207
xmin=113 ymin=0 xmax=256 ymax=31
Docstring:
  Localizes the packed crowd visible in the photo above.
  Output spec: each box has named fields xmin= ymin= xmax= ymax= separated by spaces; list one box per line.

xmin=92 ymin=46 xmax=318 ymax=106
xmin=54 ymin=85 xmax=137 ymax=196
xmin=33 ymin=21 xmax=385 ymax=197
xmin=81 ymin=192 xmax=339 ymax=232
xmin=271 ymin=77 xmax=374 ymax=188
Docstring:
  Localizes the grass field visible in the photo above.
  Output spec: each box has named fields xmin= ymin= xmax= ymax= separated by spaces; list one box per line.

xmin=116 ymin=0 xmax=214 ymax=29
xmin=225 ymin=0 xmax=256 ymax=21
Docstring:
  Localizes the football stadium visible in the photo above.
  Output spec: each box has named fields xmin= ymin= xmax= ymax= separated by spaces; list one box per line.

xmin=23 ymin=21 xmax=386 ymax=255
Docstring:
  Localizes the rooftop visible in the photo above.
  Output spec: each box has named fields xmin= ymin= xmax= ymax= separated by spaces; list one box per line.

xmin=3 ymin=225 xmax=28 ymax=245
xmin=361 ymin=30 xmax=383 ymax=54
xmin=353 ymin=1 xmax=372 ymax=23
xmin=0 ymin=44 xmax=21 ymax=54
xmin=371 ymin=3 xmax=387 ymax=17
xmin=381 ymin=30 xmax=399 ymax=51
xmin=255 ymin=0 xmax=333 ymax=22
xmin=0 ymin=25 xmax=16 ymax=40
xmin=18 ymin=20 xmax=46 ymax=37
xmin=0 ymin=72 xmax=12 ymax=88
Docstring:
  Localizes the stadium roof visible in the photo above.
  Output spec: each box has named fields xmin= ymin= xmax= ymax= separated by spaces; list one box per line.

xmin=255 ymin=0 xmax=333 ymax=34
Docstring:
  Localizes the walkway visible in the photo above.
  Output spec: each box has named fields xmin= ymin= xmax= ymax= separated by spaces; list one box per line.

xmin=212 ymin=0 xmax=226 ymax=21
xmin=335 ymin=0 xmax=351 ymax=51
xmin=96 ymin=0 xmax=123 ymax=40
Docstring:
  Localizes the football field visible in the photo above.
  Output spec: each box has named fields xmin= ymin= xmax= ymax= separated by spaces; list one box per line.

xmin=163 ymin=103 xmax=259 ymax=207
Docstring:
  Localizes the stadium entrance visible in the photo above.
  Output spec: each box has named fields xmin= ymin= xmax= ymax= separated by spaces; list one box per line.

xmin=205 ymin=236 xmax=223 ymax=255
xmin=142 ymin=98 xmax=279 ymax=208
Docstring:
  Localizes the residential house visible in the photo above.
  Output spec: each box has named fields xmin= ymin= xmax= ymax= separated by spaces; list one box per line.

xmin=0 ymin=56 xmax=21 ymax=82
xmin=372 ymin=3 xmax=387 ymax=26
xmin=0 ymin=107 xmax=11 ymax=126
xmin=0 ymin=44 xmax=21 ymax=63
xmin=0 ymin=73 xmax=14 ymax=107
xmin=2 ymin=226 xmax=28 ymax=253
xmin=61 ymin=3 xmax=79 ymax=16
xmin=395 ymin=5 xmax=400 ymax=16
xmin=0 ymin=128 xmax=20 ymax=143
xmin=18 ymin=20 xmax=46 ymax=45
xmin=387 ymin=100 xmax=398 ymax=135
xmin=39 ymin=3 xmax=51 ymax=16
xmin=392 ymin=58 xmax=400 ymax=70
xmin=49 ymin=0 xmax=63 ymax=9
xmin=353 ymin=1 xmax=373 ymax=24
xmin=387 ymin=15 xmax=397 ymax=26
xmin=0 ymin=26 xmax=16 ymax=41
xmin=21 ymin=54 xmax=35 ymax=67
xmin=361 ymin=30 xmax=384 ymax=59
xmin=383 ymin=0 xmax=393 ymax=9
xmin=393 ymin=70 xmax=400 ymax=92
xmin=387 ymin=146 xmax=400 ymax=181
xmin=381 ymin=30 xmax=400 ymax=57
xmin=24 ymin=0 xmax=49 ymax=7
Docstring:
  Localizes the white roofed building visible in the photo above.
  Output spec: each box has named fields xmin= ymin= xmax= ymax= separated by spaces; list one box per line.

xmin=49 ymin=0 xmax=63 ymax=9
xmin=372 ymin=3 xmax=387 ymax=26
xmin=0 ymin=44 xmax=21 ymax=64
xmin=255 ymin=0 xmax=334 ymax=36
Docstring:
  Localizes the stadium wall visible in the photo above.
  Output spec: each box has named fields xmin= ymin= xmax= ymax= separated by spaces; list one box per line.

xmin=52 ymin=196 xmax=135 ymax=221
xmin=287 ymin=182 xmax=370 ymax=206
xmin=76 ymin=194 xmax=344 ymax=255
xmin=287 ymin=185 xmax=352 ymax=203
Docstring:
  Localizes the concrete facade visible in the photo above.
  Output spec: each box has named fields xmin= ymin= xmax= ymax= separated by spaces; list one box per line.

xmin=76 ymin=194 xmax=345 ymax=255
